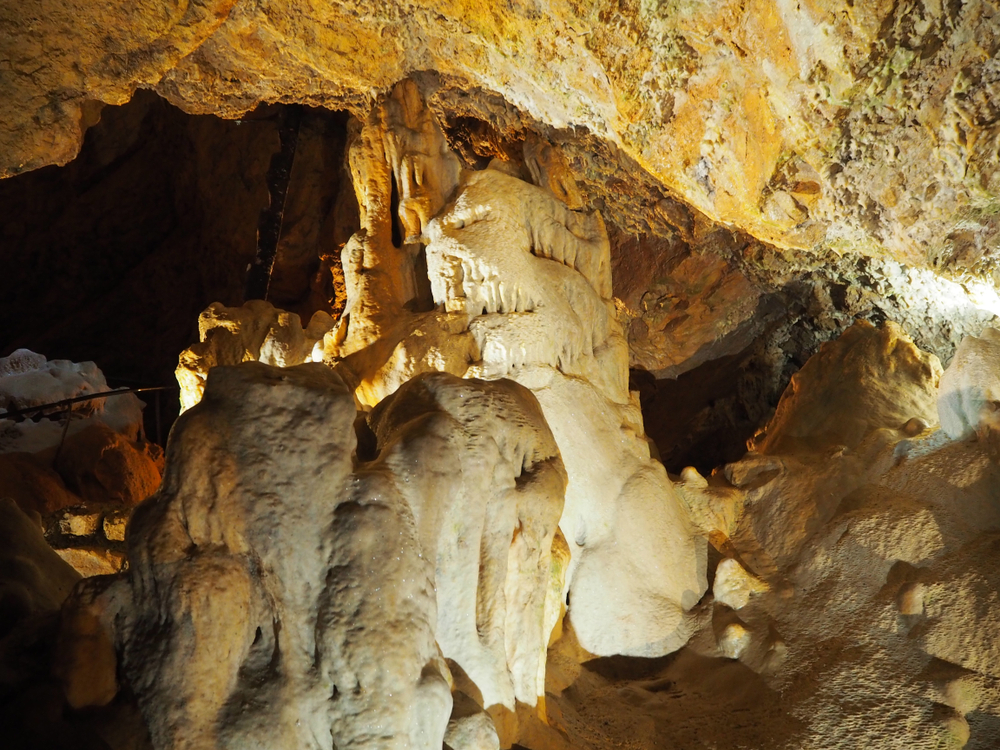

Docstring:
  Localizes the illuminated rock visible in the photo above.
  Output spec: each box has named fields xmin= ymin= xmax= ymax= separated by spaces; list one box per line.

xmin=176 ymin=299 xmax=336 ymax=412
xmin=97 ymin=362 xmax=450 ymax=750
xmin=368 ymin=371 xmax=567 ymax=710
xmin=713 ymin=558 xmax=768 ymax=611
xmin=0 ymin=349 xmax=145 ymax=453
xmin=326 ymin=84 xmax=705 ymax=658
xmin=751 ymin=320 xmax=943 ymax=454
xmin=629 ymin=323 xmax=1000 ymax=748
xmin=938 ymin=328 xmax=1000 ymax=441
xmin=66 ymin=362 xmax=567 ymax=747
xmin=6 ymin=0 xmax=1000 ymax=275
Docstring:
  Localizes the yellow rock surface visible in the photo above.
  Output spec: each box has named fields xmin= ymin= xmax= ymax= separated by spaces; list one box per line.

xmin=2 ymin=0 xmax=998 ymax=271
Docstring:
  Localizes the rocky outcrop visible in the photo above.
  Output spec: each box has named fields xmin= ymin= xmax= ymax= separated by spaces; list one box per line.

xmin=539 ymin=323 xmax=1000 ymax=749
xmin=175 ymin=83 xmax=706 ymax=661
xmin=0 ymin=350 xmax=161 ymax=577
xmin=4 ymin=0 xmax=999 ymax=280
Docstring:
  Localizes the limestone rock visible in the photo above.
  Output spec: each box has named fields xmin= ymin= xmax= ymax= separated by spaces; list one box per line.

xmin=66 ymin=362 xmax=574 ymax=748
xmin=0 ymin=497 xmax=80 ymax=637
xmin=108 ymin=361 xmax=451 ymax=749
xmin=938 ymin=328 xmax=1000 ymax=441
xmin=323 ymin=85 xmax=705 ymax=658
xmin=176 ymin=299 xmax=335 ymax=411
xmin=537 ymin=323 xmax=1000 ymax=748
xmin=751 ymin=320 xmax=943 ymax=454
xmin=102 ymin=510 xmax=128 ymax=542
xmin=173 ymin=83 xmax=706 ymax=670
xmin=57 ymin=510 xmax=100 ymax=538
xmin=444 ymin=693 xmax=500 ymax=750
xmin=0 ymin=452 xmax=81 ymax=516
xmin=54 ymin=422 xmax=161 ymax=507
xmin=713 ymin=558 xmax=768 ymax=611
xmin=54 ymin=547 xmax=125 ymax=578
xmin=0 ymin=349 xmax=146 ymax=452
xmin=369 ymin=372 xmax=567 ymax=711
xmin=6 ymin=1 xmax=1000 ymax=277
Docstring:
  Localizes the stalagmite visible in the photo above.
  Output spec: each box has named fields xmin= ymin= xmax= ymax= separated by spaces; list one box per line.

xmin=175 ymin=82 xmax=706 ymax=660
xmin=5 ymin=0 xmax=1000 ymax=744
xmin=60 ymin=361 xmax=570 ymax=749
xmin=938 ymin=327 xmax=1000 ymax=442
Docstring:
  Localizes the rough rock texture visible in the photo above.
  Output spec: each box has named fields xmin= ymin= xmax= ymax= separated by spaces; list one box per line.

xmin=752 ymin=319 xmax=943 ymax=454
xmin=96 ymin=362 xmax=451 ymax=750
xmin=4 ymin=0 xmax=1000 ymax=280
xmin=175 ymin=84 xmax=706 ymax=662
xmin=536 ymin=324 xmax=1000 ymax=749
xmin=6 ymin=7 xmax=1000 ymax=744
xmin=63 ymin=362 xmax=570 ymax=749
xmin=939 ymin=327 xmax=1000 ymax=440
xmin=176 ymin=299 xmax=336 ymax=411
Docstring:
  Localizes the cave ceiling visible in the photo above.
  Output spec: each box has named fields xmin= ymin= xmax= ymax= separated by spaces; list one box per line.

xmin=3 ymin=0 xmax=1000 ymax=280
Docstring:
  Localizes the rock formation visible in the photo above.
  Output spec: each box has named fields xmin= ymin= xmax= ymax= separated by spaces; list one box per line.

xmin=60 ymin=361 xmax=572 ymax=750
xmin=5 ymin=0 xmax=1000 ymax=281
xmin=0 ymin=350 xmax=162 ymax=577
xmin=4 ymin=3 xmax=1000 ymax=747
xmin=177 ymin=82 xmax=705 ymax=660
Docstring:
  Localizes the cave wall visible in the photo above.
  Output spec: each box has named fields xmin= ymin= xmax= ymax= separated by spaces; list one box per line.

xmin=3 ymin=0 xmax=999 ymax=279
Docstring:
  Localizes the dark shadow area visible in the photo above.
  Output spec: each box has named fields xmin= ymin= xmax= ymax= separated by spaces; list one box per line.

xmin=632 ymin=351 xmax=764 ymax=474
xmin=551 ymin=646 xmax=805 ymax=749
xmin=0 ymin=91 xmax=354 ymax=442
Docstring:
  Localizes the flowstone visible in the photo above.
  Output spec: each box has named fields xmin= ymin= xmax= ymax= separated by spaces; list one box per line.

xmin=177 ymin=81 xmax=706 ymax=660
xmin=60 ymin=361 xmax=569 ymax=749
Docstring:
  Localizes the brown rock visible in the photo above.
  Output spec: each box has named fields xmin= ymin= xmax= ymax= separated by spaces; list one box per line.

xmin=0 ymin=452 xmax=81 ymax=516
xmin=751 ymin=320 xmax=943 ymax=454
xmin=54 ymin=422 xmax=161 ymax=507
xmin=4 ymin=1 xmax=999 ymax=272
xmin=54 ymin=547 xmax=125 ymax=578
xmin=0 ymin=497 xmax=80 ymax=637
xmin=53 ymin=577 xmax=119 ymax=710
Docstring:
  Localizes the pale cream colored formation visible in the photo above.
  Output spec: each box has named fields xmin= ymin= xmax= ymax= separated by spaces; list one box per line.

xmin=177 ymin=82 xmax=706 ymax=662
xmin=66 ymin=361 xmax=571 ymax=749
xmin=23 ymin=72 xmax=999 ymax=750
xmin=369 ymin=373 xmax=567 ymax=713
xmin=938 ymin=327 xmax=1000 ymax=441
xmin=627 ymin=321 xmax=1000 ymax=748
xmin=176 ymin=299 xmax=336 ymax=412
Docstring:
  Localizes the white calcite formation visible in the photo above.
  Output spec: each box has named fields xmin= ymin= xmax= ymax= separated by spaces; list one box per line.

xmin=65 ymin=361 xmax=569 ymax=749
xmin=369 ymin=372 xmax=567 ymax=711
xmin=93 ymin=363 xmax=447 ymax=750
xmin=0 ymin=348 xmax=145 ymax=453
xmin=331 ymin=84 xmax=704 ymax=659
xmin=176 ymin=299 xmax=336 ymax=412
xmin=176 ymin=82 xmax=706 ymax=663
xmin=938 ymin=327 xmax=1000 ymax=442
